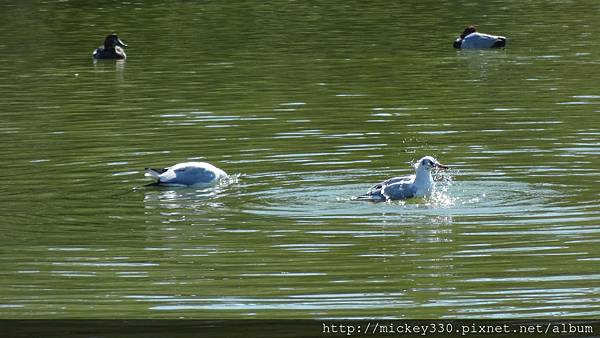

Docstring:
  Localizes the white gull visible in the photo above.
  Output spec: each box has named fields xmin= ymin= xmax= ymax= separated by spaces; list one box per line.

xmin=144 ymin=161 xmax=228 ymax=186
xmin=355 ymin=156 xmax=449 ymax=201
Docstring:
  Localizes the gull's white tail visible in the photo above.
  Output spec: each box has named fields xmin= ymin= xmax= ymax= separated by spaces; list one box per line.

xmin=144 ymin=168 xmax=164 ymax=180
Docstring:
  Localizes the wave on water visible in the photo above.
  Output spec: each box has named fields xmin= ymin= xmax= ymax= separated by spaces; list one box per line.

xmin=241 ymin=171 xmax=557 ymax=221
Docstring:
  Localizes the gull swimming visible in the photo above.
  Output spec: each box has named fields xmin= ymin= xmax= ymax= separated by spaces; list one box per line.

xmin=355 ymin=156 xmax=449 ymax=201
xmin=144 ymin=162 xmax=228 ymax=186
xmin=453 ymin=26 xmax=506 ymax=49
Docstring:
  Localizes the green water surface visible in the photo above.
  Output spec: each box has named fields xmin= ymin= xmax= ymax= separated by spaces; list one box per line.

xmin=0 ymin=0 xmax=599 ymax=319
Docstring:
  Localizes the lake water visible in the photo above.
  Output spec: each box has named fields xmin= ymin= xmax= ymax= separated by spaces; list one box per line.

xmin=1 ymin=0 xmax=599 ymax=319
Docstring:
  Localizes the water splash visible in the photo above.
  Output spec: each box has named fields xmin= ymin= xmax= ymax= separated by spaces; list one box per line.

xmin=427 ymin=170 xmax=457 ymax=207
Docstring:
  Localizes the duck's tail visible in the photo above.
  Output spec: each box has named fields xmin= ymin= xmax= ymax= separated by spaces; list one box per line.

xmin=492 ymin=37 xmax=506 ymax=48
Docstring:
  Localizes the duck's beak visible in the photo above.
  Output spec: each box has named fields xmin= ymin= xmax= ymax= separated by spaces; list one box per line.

xmin=435 ymin=162 xmax=449 ymax=170
xmin=116 ymin=37 xmax=127 ymax=47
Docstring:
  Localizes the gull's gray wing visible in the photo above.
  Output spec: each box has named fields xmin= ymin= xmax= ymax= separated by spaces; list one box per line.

xmin=159 ymin=165 xmax=216 ymax=185
xmin=174 ymin=166 xmax=216 ymax=185
xmin=356 ymin=175 xmax=414 ymax=202
xmin=381 ymin=181 xmax=418 ymax=200
xmin=369 ymin=175 xmax=414 ymax=190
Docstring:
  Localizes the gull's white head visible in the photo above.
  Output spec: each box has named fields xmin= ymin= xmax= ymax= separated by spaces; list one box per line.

xmin=414 ymin=156 xmax=449 ymax=171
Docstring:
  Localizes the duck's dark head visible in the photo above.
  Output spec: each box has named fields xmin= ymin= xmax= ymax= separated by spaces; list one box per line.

xmin=454 ymin=25 xmax=477 ymax=49
xmin=104 ymin=33 xmax=127 ymax=49
xmin=460 ymin=25 xmax=477 ymax=39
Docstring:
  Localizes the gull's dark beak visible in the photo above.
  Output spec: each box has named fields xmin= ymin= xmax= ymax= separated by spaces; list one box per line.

xmin=435 ymin=162 xmax=449 ymax=170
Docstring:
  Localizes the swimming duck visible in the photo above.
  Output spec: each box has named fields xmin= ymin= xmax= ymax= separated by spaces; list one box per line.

xmin=355 ymin=156 xmax=449 ymax=201
xmin=453 ymin=26 xmax=506 ymax=49
xmin=144 ymin=162 xmax=228 ymax=186
xmin=93 ymin=33 xmax=127 ymax=59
